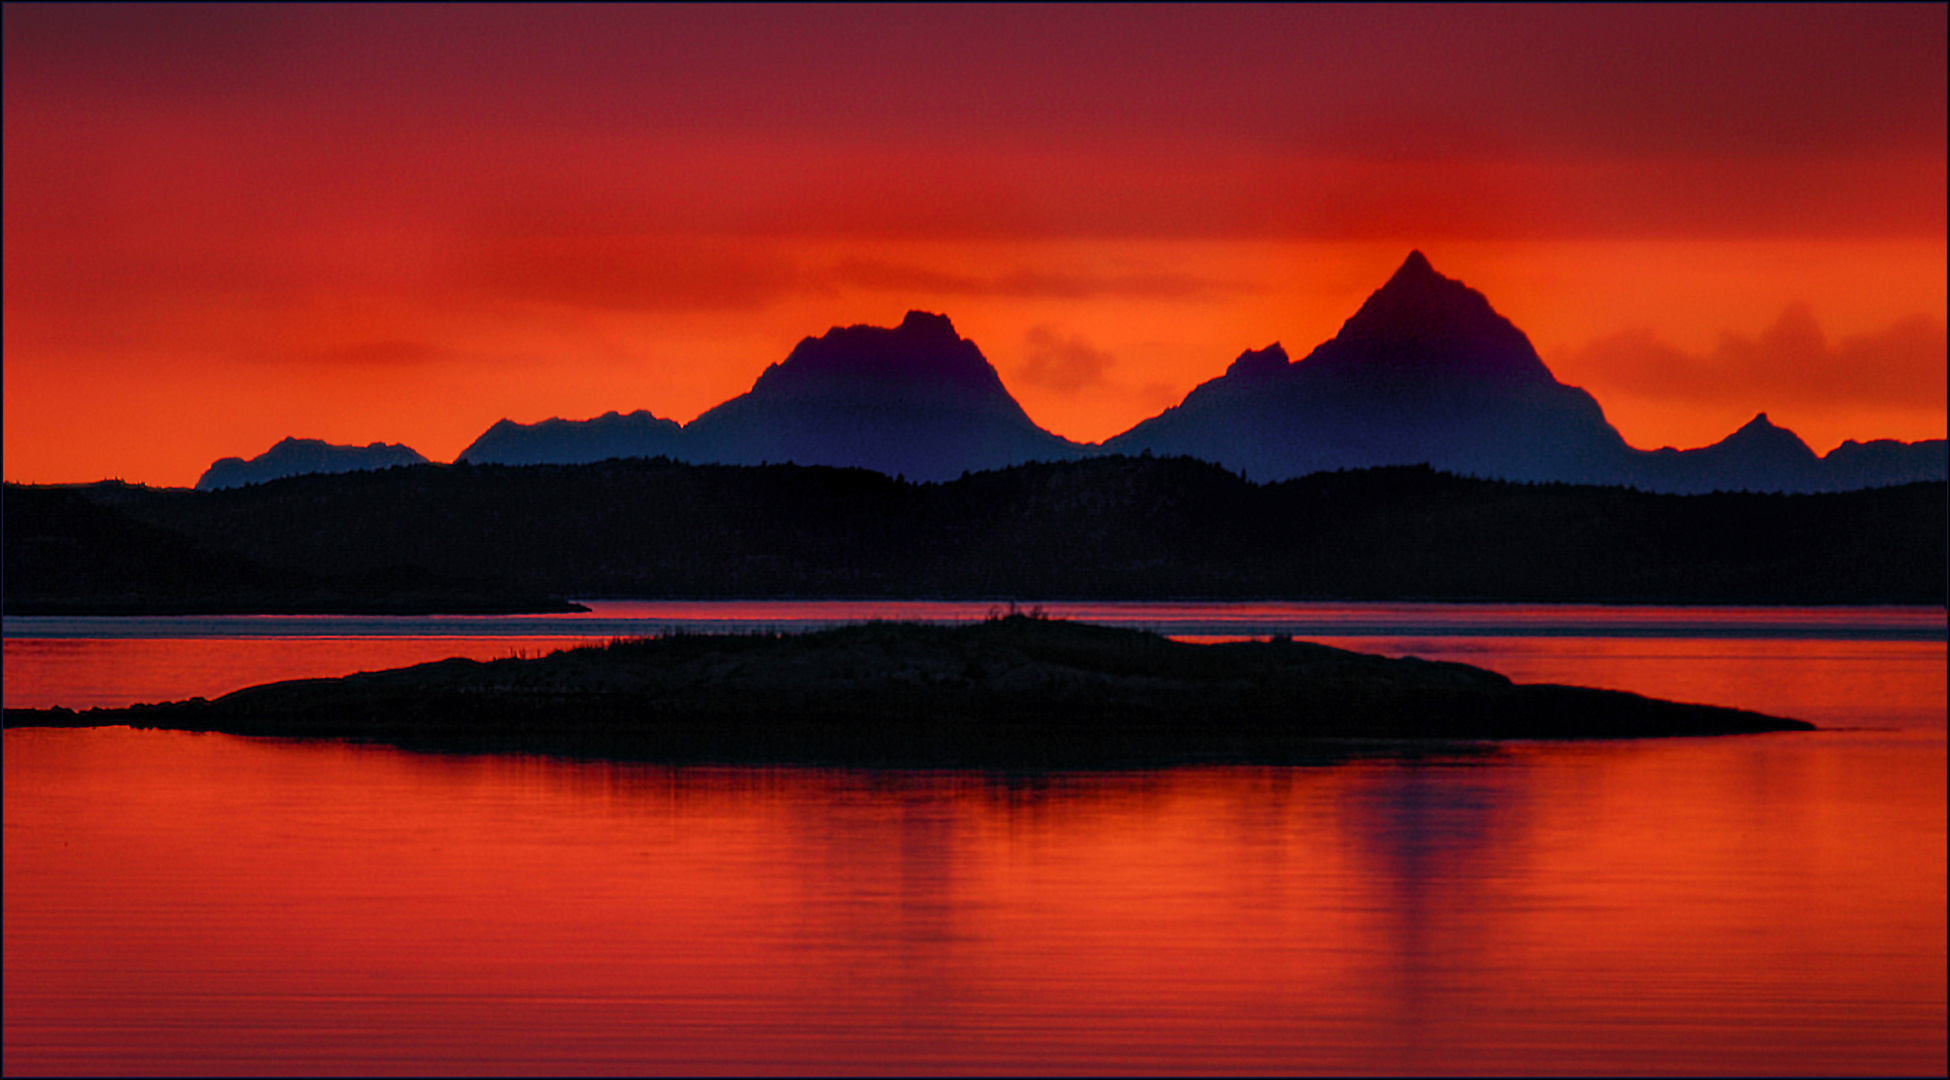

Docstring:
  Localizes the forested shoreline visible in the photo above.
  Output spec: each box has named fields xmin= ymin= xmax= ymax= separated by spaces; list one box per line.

xmin=6 ymin=457 xmax=1943 ymax=614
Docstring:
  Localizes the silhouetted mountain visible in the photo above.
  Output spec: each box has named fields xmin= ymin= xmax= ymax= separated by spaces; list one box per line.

xmin=196 ymin=262 xmax=1945 ymax=494
xmin=1625 ymin=414 xmax=1820 ymax=494
xmin=1617 ymin=417 xmax=1946 ymax=494
xmin=196 ymin=437 xmax=427 ymax=491
xmin=681 ymin=310 xmax=1086 ymax=481
xmin=457 ymin=410 xmax=684 ymax=465
xmin=1822 ymin=437 xmax=1950 ymax=490
xmin=1105 ymin=252 xmax=1634 ymax=484
xmin=61 ymin=457 xmax=1946 ymax=605
xmin=1104 ymin=252 xmax=1945 ymax=493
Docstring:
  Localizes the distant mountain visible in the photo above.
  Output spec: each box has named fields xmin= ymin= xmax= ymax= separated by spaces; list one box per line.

xmin=195 ymin=437 xmax=427 ymax=491
xmin=1104 ymin=252 xmax=1945 ymax=493
xmin=1624 ymin=413 xmax=1819 ymax=494
xmin=1595 ymin=407 xmax=1944 ymax=497
xmin=680 ymin=311 xmax=1087 ymax=481
xmin=247 ymin=257 xmax=1942 ymax=494
xmin=457 ymin=410 xmax=684 ymax=465
xmin=443 ymin=311 xmax=1086 ymax=481
xmin=1821 ymin=436 xmax=1950 ymax=490
xmin=1105 ymin=252 xmax=1636 ymax=484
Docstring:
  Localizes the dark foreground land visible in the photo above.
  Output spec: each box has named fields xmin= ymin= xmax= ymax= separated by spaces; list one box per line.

xmin=5 ymin=617 xmax=1811 ymax=765
xmin=7 ymin=457 xmax=1943 ymax=614
xmin=2 ymin=484 xmax=584 ymax=614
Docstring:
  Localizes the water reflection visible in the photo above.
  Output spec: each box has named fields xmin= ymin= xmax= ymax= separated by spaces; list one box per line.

xmin=9 ymin=719 xmax=1943 ymax=1074
xmin=1 ymin=635 xmax=615 ymax=710
xmin=7 ymin=623 xmax=1946 ymax=1075
xmin=7 ymin=611 xmax=1944 ymax=714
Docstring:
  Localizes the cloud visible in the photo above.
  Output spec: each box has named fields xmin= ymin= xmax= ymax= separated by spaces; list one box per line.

xmin=1557 ymin=306 xmax=1948 ymax=410
xmin=308 ymin=340 xmax=457 ymax=367
xmin=1014 ymin=326 xmax=1115 ymax=393
xmin=8 ymin=6 xmax=1943 ymax=248
xmin=462 ymin=235 xmax=799 ymax=312
xmin=825 ymin=259 xmax=1238 ymax=301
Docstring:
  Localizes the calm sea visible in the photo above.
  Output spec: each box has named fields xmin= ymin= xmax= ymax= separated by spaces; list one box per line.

xmin=5 ymin=603 xmax=1946 ymax=1075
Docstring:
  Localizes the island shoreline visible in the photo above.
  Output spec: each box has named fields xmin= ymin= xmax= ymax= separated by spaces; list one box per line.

xmin=2 ymin=617 xmax=1813 ymax=766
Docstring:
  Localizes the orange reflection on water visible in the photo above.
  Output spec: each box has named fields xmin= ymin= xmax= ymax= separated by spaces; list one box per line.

xmin=1301 ymin=635 xmax=1949 ymax=730
xmin=7 ymin=613 xmax=1944 ymax=720
xmin=0 ymin=636 xmax=610 ymax=710
xmin=7 ymin=675 xmax=1945 ymax=1076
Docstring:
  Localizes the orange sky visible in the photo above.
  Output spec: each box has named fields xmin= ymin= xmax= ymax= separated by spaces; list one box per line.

xmin=5 ymin=4 xmax=1945 ymax=487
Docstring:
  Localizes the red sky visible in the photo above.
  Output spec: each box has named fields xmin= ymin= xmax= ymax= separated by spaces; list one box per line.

xmin=5 ymin=4 xmax=1945 ymax=486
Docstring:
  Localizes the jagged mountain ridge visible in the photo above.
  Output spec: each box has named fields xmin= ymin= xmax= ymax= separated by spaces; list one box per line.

xmin=206 ymin=256 xmax=1945 ymax=493
xmin=457 ymin=410 xmax=683 ymax=466
xmin=196 ymin=437 xmax=428 ymax=491
xmin=451 ymin=312 xmax=1085 ymax=482
xmin=681 ymin=310 xmax=1087 ymax=481
xmin=1101 ymin=253 xmax=1944 ymax=491
xmin=1104 ymin=252 xmax=1636 ymax=484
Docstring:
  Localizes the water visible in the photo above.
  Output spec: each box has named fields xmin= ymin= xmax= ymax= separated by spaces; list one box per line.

xmin=5 ymin=600 xmax=1941 ymax=711
xmin=5 ymin=604 xmax=1946 ymax=1075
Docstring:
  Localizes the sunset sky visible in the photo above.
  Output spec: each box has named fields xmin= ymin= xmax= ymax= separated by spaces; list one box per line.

xmin=5 ymin=3 xmax=1945 ymax=487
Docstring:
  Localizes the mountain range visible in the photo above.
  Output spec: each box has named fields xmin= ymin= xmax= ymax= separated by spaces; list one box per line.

xmin=454 ymin=310 xmax=1086 ymax=483
xmin=197 ymin=437 xmax=428 ymax=491
xmin=200 ymin=254 xmax=1945 ymax=493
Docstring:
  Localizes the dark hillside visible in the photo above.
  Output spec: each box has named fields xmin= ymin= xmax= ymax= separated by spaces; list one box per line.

xmin=4 ymin=484 xmax=583 ymax=614
xmin=51 ymin=457 xmax=1946 ymax=605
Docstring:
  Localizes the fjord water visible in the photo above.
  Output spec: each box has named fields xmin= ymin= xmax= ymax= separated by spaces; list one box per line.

xmin=4 ymin=601 xmax=1943 ymax=710
xmin=5 ymin=606 xmax=1945 ymax=1075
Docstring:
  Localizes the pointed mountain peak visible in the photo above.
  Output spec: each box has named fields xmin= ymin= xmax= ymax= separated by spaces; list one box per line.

xmin=1715 ymin=412 xmax=1817 ymax=460
xmin=1314 ymin=250 xmax=1555 ymax=386
xmin=1343 ymin=251 xmax=1488 ymax=335
xmin=1224 ymin=343 xmax=1290 ymax=378
xmin=1390 ymin=249 xmax=1438 ymax=283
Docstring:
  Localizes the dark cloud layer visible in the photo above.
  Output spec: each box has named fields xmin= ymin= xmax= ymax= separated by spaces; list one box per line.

xmin=7 ymin=5 xmax=1943 ymax=243
xmin=826 ymin=260 xmax=1238 ymax=301
xmin=9 ymin=5 xmax=1941 ymax=157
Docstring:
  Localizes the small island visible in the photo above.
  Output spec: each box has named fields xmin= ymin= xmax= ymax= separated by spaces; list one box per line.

xmin=5 ymin=616 xmax=1811 ymax=765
